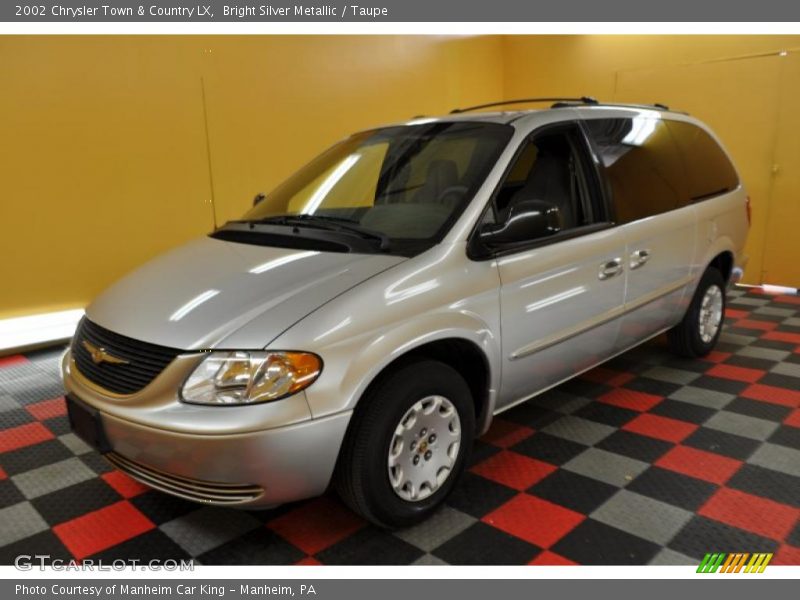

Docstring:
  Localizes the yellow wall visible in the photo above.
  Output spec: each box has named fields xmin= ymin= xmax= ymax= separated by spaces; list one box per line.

xmin=503 ymin=35 xmax=800 ymax=285
xmin=2 ymin=35 xmax=799 ymax=322
xmin=0 ymin=35 xmax=504 ymax=320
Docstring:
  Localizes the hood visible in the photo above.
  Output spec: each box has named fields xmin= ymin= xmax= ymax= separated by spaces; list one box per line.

xmin=86 ymin=236 xmax=406 ymax=350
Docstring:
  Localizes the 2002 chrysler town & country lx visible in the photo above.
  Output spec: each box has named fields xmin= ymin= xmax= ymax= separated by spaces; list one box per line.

xmin=62 ymin=99 xmax=750 ymax=527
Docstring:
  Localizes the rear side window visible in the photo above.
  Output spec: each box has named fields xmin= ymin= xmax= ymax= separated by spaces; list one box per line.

xmin=665 ymin=120 xmax=739 ymax=202
xmin=585 ymin=117 xmax=685 ymax=224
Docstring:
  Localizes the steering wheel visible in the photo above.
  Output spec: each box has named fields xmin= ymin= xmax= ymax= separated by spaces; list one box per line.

xmin=436 ymin=185 xmax=469 ymax=206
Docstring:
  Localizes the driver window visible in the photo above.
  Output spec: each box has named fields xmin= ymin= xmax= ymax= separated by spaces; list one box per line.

xmin=490 ymin=127 xmax=594 ymax=237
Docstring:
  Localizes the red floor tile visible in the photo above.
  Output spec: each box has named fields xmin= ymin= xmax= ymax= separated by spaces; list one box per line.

xmin=773 ymin=545 xmax=800 ymax=566
xmin=529 ymin=550 xmax=578 ymax=565
xmin=268 ymin=496 xmax=365 ymax=555
xmin=785 ymin=409 xmax=800 ymax=428
xmin=623 ymin=414 xmax=698 ymax=443
xmin=735 ymin=319 xmax=778 ymax=331
xmin=101 ymin=470 xmax=150 ymax=499
xmin=775 ymin=294 xmax=800 ymax=305
xmin=741 ymin=384 xmax=800 ymax=408
xmin=0 ymin=465 xmax=6 ymax=480
xmin=472 ymin=450 xmax=556 ymax=491
xmin=0 ymin=355 xmax=28 ymax=368
xmin=598 ymin=388 xmax=662 ymax=412
xmin=53 ymin=501 xmax=154 ymax=560
xmin=655 ymin=445 xmax=742 ymax=485
xmin=0 ymin=422 xmax=54 ymax=453
xmin=725 ymin=308 xmax=750 ymax=319
xmin=706 ymin=364 xmax=765 ymax=384
xmin=26 ymin=397 xmax=66 ymax=421
xmin=483 ymin=494 xmax=585 ymax=549
xmin=702 ymin=351 xmax=732 ymax=364
xmin=763 ymin=331 xmax=800 ymax=345
xmin=699 ymin=488 xmax=799 ymax=542
xmin=581 ymin=367 xmax=634 ymax=387
xmin=481 ymin=418 xmax=534 ymax=449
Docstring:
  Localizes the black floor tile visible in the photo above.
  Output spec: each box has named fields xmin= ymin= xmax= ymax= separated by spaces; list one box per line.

xmin=0 ymin=439 xmax=72 ymax=476
xmin=574 ymin=403 xmax=639 ymax=428
xmin=433 ymin=522 xmax=538 ymax=565
xmin=32 ymin=478 xmax=122 ymax=526
xmin=511 ymin=432 xmax=588 ymax=466
xmin=649 ymin=399 xmax=716 ymax=425
xmin=726 ymin=464 xmax=800 ymax=509
xmin=668 ymin=515 xmax=779 ymax=559
xmin=528 ymin=469 xmax=618 ymax=515
xmin=682 ymin=427 xmax=760 ymax=461
xmin=316 ymin=527 xmax=423 ymax=565
xmin=198 ymin=527 xmax=304 ymax=565
xmin=596 ymin=430 xmax=673 ymax=463
xmin=446 ymin=472 xmax=517 ymax=519
xmin=627 ymin=466 xmax=718 ymax=512
xmin=552 ymin=519 xmax=660 ymax=565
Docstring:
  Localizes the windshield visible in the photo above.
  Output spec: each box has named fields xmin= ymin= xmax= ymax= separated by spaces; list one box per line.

xmin=235 ymin=121 xmax=513 ymax=255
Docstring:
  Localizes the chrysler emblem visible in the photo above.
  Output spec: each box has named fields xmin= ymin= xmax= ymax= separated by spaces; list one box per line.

xmin=81 ymin=340 xmax=129 ymax=365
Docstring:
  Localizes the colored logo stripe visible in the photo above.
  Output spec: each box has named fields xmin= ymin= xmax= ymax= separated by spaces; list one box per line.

xmin=697 ymin=553 xmax=773 ymax=573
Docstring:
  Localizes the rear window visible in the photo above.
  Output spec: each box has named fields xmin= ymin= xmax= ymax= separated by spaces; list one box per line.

xmin=585 ymin=117 xmax=685 ymax=224
xmin=665 ymin=120 xmax=739 ymax=201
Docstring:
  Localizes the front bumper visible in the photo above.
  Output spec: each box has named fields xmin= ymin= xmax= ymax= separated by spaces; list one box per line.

xmin=62 ymin=350 xmax=351 ymax=508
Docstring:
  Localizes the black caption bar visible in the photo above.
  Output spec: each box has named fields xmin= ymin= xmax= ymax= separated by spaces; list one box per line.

xmin=4 ymin=0 xmax=800 ymax=21
xmin=5 ymin=579 xmax=793 ymax=600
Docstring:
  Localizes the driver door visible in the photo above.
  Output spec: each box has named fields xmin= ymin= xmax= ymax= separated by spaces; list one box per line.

xmin=491 ymin=123 xmax=628 ymax=409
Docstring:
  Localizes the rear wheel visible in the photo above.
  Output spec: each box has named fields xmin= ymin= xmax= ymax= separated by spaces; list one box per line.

xmin=335 ymin=360 xmax=475 ymax=528
xmin=668 ymin=267 xmax=726 ymax=358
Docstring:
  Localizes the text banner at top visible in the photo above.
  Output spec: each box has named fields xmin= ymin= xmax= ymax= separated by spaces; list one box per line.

xmin=5 ymin=0 xmax=800 ymax=22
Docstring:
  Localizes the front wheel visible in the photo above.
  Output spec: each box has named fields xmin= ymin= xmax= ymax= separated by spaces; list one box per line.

xmin=668 ymin=267 xmax=726 ymax=358
xmin=335 ymin=360 xmax=475 ymax=528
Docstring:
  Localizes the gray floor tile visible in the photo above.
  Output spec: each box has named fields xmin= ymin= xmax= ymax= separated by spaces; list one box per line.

xmin=395 ymin=506 xmax=475 ymax=552
xmin=0 ymin=502 xmax=49 ymax=546
xmin=542 ymin=415 xmax=616 ymax=446
xmin=668 ymin=386 xmax=735 ymax=410
xmin=563 ymin=448 xmax=649 ymax=487
xmin=704 ymin=411 xmax=780 ymax=441
xmin=748 ymin=443 xmax=800 ymax=478
xmin=736 ymin=346 xmax=790 ymax=362
xmin=11 ymin=457 xmax=95 ymax=499
xmin=648 ymin=547 xmax=698 ymax=566
xmin=644 ymin=366 xmax=701 ymax=386
xmin=591 ymin=490 xmax=693 ymax=545
xmin=160 ymin=507 xmax=261 ymax=556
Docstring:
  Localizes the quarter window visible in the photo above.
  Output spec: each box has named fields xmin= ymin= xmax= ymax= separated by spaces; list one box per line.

xmin=666 ymin=120 xmax=739 ymax=202
xmin=585 ymin=117 xmax=685 ymax=224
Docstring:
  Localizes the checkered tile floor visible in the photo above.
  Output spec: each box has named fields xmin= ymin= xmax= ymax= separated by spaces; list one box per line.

xmin=1 ymin=287 xmax=799 ymax=565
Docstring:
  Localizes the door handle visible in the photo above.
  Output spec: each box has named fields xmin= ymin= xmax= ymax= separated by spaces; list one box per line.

xmin=598 ymin=258 xmax=623 ymax=280
xmin=630 ymin=249 xmax=651 ymax=270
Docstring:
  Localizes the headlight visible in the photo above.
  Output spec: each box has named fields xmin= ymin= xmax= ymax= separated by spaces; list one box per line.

xmin=181 ymin=351 xmax=322 ymax=406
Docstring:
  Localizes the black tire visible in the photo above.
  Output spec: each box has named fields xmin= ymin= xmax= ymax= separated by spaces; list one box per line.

xmin=668 ymin=267 xmax=726 ymax=358
xmin=335 ymin=360 xmax=475 ymax=529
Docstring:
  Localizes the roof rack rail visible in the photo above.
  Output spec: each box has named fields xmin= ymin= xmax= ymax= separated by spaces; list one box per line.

xmin=551 ymin=100 xmax=685 ymax=114
xmin=450 ymin=97 xmax=598 ymax=114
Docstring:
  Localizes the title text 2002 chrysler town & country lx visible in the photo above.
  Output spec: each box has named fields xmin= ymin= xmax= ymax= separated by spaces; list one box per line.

xmin=62 ymin=99 xmax=749 ymax=527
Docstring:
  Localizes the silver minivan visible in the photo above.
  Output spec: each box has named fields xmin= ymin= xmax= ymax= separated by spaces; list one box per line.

xmin=62 ymin=99 xmax=750 ymax=527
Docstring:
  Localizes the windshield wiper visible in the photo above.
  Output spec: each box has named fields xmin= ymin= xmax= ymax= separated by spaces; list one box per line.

xmin=253 ymin=214 xmax=390 ymax=251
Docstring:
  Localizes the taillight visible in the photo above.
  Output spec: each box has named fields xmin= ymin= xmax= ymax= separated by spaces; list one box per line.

xmin=745 ymin=195 xmax=752 ymax=226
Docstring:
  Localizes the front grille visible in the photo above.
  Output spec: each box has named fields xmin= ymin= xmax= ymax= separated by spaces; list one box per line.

xmin=106 ymin=452 xmax=263 ymax=505
xmin=71 ymin=318 xmax=182 ymax=395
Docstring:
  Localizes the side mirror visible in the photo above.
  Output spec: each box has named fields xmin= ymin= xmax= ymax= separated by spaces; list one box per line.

xmin=479 ymin=200 xmax=563 ymax=248
xmin=253 ymin=192 xmax=266 ymax=207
